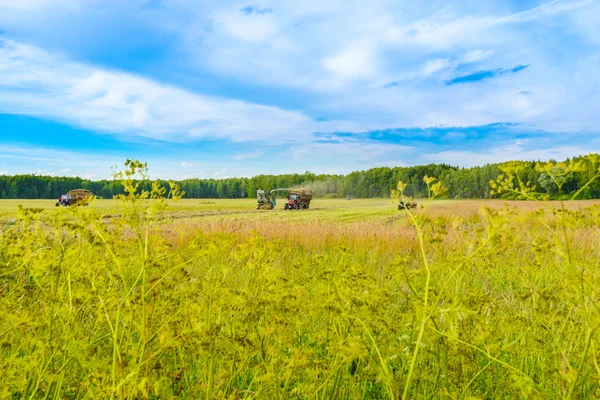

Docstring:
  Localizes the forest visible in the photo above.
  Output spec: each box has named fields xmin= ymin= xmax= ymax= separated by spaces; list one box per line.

xmin=1 ymin=154 xmax=599 ymax=200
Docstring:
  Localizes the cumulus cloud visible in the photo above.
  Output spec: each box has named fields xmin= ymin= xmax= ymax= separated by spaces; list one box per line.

xmin=0 ymin=0 xmax=599 ymax=178
xmin=0 ymin=40 xmax=366 ymax=144
xmin=323 ymin=40 xmax=378 ymax=80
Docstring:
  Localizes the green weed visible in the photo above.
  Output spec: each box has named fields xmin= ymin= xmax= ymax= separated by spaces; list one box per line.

xmin=1 ymin=159 xmax=600 ymax=398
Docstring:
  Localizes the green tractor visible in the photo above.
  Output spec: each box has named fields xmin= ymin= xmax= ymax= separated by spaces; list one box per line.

xmin=256 ymin=188 xmax=291 ymax=210
xmin=256 ymin=189 xmax=277 ymax=210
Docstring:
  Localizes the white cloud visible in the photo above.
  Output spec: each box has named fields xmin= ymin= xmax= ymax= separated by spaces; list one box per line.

xmin=398 ymin=0 xmax=596 ymax=50
xmin=0 ymin=40 xmax=366 ymax=144
xmin=0 ymin=0 xmax=598 ymax=170
xmin=216 ymin=7 xmax=278 ymax=42
xmin=499 ymin=0 xmax=597 ymax=24
xmin=283 ymin=138 xmax=414 ymax=166
xmin=0 ymin=145 xmax=119 ymax=168
xmin=323 ymin=40 xmax=377 ymax=80
xmin=421 ymin=58 xmax=452 ymax=76
xmin=425 ymin=142 xmax=598 ymax=168
xmin=180 ymin=161 xmax=193 ymax=168
xmin=462 ymin=49 xmax=494 ymax=63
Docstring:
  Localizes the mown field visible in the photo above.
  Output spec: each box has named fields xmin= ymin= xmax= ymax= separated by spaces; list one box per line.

xmin=2 ymin=190 xmax=600 ymax=398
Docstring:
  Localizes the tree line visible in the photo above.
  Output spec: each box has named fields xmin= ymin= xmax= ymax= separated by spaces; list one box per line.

xmin=1 ymin=154 xmax=599 ymax=200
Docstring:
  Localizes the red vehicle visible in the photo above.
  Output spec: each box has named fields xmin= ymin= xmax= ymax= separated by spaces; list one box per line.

xmin=284 ymin=190 xmax=312 ymax=210
xmin=55 ymin=189 xmax=93 ymax=207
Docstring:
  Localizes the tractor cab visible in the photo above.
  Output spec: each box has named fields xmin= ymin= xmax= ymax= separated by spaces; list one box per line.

xmin=287 ymin=193 xmax=301 ymax=208
xmin=56 ymin=194 xmax=73 ymax=207
xmin=257 ymin=189 xmax=266 ymax=202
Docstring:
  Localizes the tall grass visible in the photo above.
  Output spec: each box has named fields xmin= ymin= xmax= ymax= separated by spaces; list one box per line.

xmin=1 ymin=158 xmax=600 ymax=398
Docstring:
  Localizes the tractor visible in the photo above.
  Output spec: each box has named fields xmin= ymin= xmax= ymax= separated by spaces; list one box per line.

xmin=284 ymin=190 xmax=312 ymax=210
xmin=397 ymin=198 xmax=417 ymax=210
xmin=56 ymin=189 xmax=93 ymax=207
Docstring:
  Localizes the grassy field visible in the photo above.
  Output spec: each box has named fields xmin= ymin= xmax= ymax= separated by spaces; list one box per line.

xmin=2 ymin=197 xmax=599 ymax=220
xmin=2 ymin=193 xmax=600 ymax=398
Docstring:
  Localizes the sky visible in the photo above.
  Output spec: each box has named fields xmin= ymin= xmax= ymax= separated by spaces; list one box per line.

xmin=0 ymin=0 xmax=599 ymax=179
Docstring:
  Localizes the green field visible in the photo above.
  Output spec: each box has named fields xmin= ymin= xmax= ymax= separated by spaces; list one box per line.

xmin=0 ymin=198 xmax=420 ymax=219
xmin=2 ymin=197 xmax=597 ymax=221
xmin=3 ymin=191 xmax=600 ymax=398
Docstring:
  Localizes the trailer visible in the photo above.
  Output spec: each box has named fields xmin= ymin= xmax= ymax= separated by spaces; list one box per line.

xmin=56 ymin=189 xmax=93 ymax=207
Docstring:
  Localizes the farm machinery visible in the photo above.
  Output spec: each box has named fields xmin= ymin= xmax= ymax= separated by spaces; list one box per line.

xmin=256 ymin=189 xmax=277 ymax=210
xmin=256 ymin=189 xmax=312 ymax=210
xmin=397 ymin=198 xmax=417 ymax=210
xmin=284 ymin=190 xmax=312 ymax=210
xmin=56 ymin=189 xmax=93 ymax=207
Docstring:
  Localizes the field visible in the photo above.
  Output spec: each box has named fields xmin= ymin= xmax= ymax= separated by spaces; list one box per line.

xmin=2 ymin=192 xmax=600 ymax=399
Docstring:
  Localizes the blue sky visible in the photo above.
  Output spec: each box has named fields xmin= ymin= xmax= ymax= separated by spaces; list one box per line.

xmin=0 ymin=0 xmax=599 ymax=179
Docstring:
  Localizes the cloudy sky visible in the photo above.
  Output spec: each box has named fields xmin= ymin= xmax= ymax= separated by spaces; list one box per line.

xmin=0 ymin=0 xmax=599 ymax=179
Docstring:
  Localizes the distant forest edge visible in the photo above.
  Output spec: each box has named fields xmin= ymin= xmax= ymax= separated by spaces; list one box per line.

xmin=2 ymin=154 xmax=600 ymax=200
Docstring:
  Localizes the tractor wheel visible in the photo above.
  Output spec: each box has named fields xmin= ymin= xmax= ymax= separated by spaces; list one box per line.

xmin=55 ymin=202 xmax=60 ymax=207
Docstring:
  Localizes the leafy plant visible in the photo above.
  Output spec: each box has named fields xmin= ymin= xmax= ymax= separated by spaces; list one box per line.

xmin=2 ymin=159 xmax=600 ymax=398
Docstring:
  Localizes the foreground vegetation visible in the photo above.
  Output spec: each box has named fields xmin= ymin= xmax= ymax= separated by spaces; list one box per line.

xmin=2 ymin=159 xmax=600 ymax=398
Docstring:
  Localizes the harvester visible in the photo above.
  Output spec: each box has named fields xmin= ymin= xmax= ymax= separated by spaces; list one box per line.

xmin=284 ymin=190 xmax=312 ymax=210
xmin=256 ymin=189 xmax=275 ymax=210
xmin=56 ymin=189 xmax=93 ymax=207
xmin=257 ymin=188 xmax=290 ymax=210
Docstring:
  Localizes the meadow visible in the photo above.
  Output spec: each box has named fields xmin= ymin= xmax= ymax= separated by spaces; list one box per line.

xmin=2 ymin=163 xmax=600 ymax=399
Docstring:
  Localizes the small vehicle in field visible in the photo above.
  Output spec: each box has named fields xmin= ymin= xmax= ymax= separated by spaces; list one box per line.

xmin=257 ymin=189 xmax=277 ymax=210
xmin=284 ymin=190 xmax=312 ymax=210
xmin=398 ymin=199 xmax=417 ymax=210
xmin=56 ymin=189 xmax=93 ymax=207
